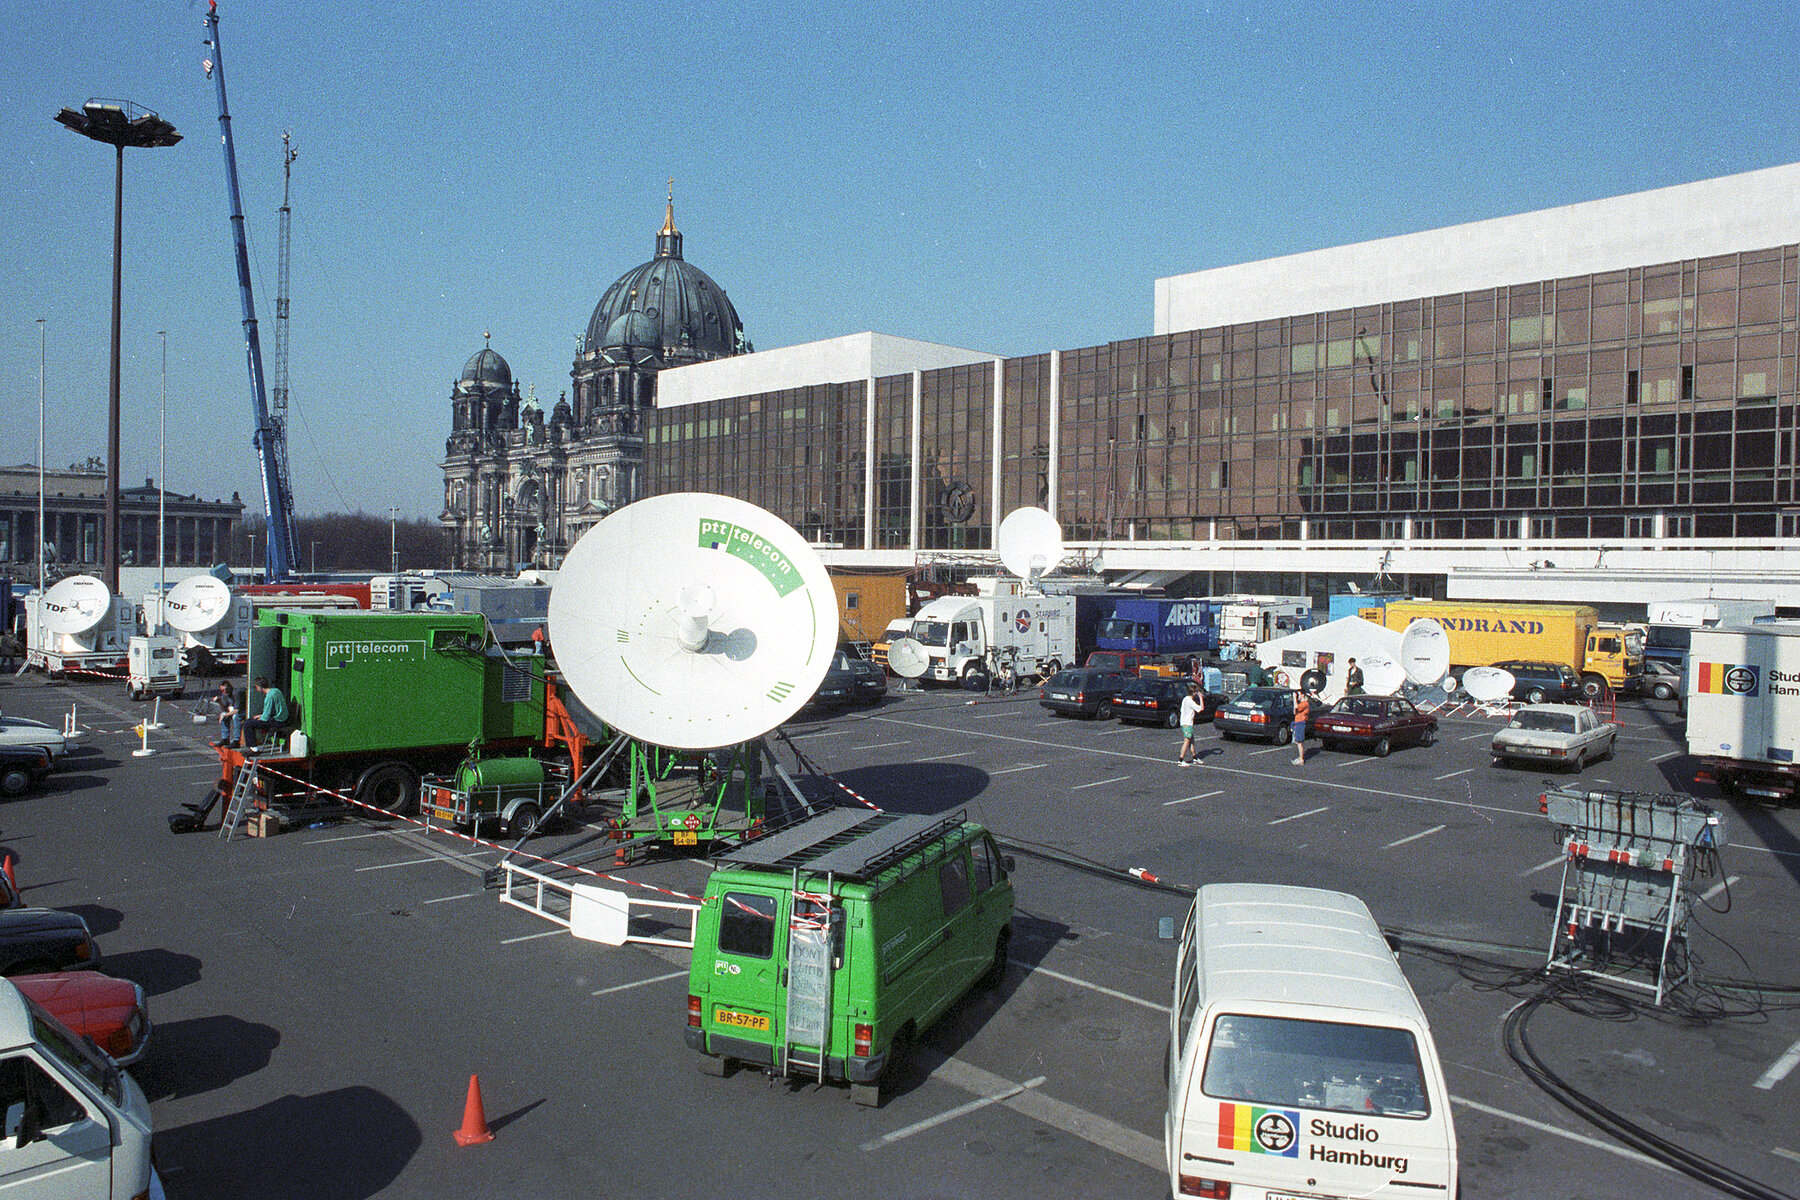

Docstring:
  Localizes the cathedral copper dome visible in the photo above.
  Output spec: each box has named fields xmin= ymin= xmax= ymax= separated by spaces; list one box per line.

xmin=581 ymin=197 xmax=750 ymax=367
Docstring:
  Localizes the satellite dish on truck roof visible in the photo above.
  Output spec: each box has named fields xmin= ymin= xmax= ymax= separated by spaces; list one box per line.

xmin=40 ymin=574 xmax=112 ymax=636
xmin=163 ymin=575 xmax=233 ymax=634
xmin=996 ymin=507 xmax=1065 ymax=582
xmin=547 ymin=493 xmax=838 ymax=750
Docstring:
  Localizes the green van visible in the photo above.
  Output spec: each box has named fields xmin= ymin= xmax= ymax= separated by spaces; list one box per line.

xmin=685 ymin=808 xmax=1014 ymax=1105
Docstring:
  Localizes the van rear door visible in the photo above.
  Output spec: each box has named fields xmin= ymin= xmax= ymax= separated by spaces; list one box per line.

xmin=703 ymin=885 xmax=788 ymax=1058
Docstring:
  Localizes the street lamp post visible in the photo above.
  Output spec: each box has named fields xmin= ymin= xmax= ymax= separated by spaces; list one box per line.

xmin=311 ymin=540 xmax=320 ymax=575
xmin=156 ymin=329 xmax=167 ymax=633
xmin=389 ymin=508 xmax=399 ymax=575
xmin=248 ymin=532 xmax=256 ymax=579
xmin=55 ymin=98 xmax=181 ymax=595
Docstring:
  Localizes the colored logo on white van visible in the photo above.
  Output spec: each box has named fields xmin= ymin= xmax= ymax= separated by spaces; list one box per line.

xmin=1695 ymin=661 xmax=1758 ymax=696
xmin=1015 ymin=609 xmax=1031 ymax=633
xmin=1218 ymin=1103 xmax=1298 ymax=1156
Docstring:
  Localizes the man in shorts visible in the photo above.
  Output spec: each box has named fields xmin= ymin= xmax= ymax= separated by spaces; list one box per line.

xmin=1176 ymin=681 xmax=1205 ymax=765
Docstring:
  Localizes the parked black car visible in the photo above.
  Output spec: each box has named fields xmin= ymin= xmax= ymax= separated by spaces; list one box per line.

xmin=0 ymin=746 xmax=54 ymax=798
xmin=1489 ymin=660 xmax=1583 ymax=704
xmin=809 ymin=648 xmax=889 ymax=708
xmin=0 ymin=908 xmax=100 ymax=976
xmin=1039 ymin=668 xmax=1131 ymax=719
xmin=1214 ymin=686 xmax=1298 ymax=744
xmin=1113 ymin=677 xmax=1223 ymax=728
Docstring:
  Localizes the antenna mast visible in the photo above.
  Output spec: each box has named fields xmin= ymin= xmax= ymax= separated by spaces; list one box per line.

xmin=273 ymin=131 xmax=295 ymax=443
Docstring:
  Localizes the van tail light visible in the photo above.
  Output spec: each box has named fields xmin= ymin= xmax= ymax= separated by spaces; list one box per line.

xmin=1538 ymin=793 xmax=1550 ymax=813
xmin=687 ymin=995 xmax=702 ymax=1028
xmin=1178 ymin=1176 xmax=1229 ymax=1198
xmin=854 ymin=1023 xmax=874 ymax=1058
xmin=75 ymin=938 xmax=93 ymax=962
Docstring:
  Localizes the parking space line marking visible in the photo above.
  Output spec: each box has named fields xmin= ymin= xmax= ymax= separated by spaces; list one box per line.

xmin=1435 ymin=768 xmax=1474 ymax=780
xmin=1755 ymin=1036 xmax=1800 ymax=1090
xmin=862 ymin=1074 xmax=1047 ymax=1150
xmin=848 ymin=741 xmax=909 ymax=750
xmin=1331 ymin=755 xmax=1381 ymax=767
xmin=1461 ymin=731 xmax=1492 ymax=741
xmin=1774 ymin=1147 xmax=1800 ymax=1164
xmin=501 ymin=928 xmax=565 ymax=945
xmin=355 ymin=851 xmax=486 ymax=872
xmin=1385 ymin=824 xmax=1446 ymax=849
xmin=918 ymin=1051 xmax=1164 ymax=1168
xmin=1520 ymin=855 xmax=1566 ymax=876
xmin=1031 ymin=720 xmax=1064 ymax=728
xmin=1097 ymin=727 xmax=1134 ymax=736
xmin=1269 ymin=806 xmax=1329 ymax=825
xmin=1249 ymin=745 xmax=1288 ymax=755
xmin=1650 ymin=750 xmax=1684 ymax=763
xmin=592 ymin=970 xmax=688 ymax=997
xmin=1698 ymin=875 xmax=1739 ymax=903
xmin=421 ymin=892 xmax=478 ymax=905
xmin=990 ymin=763 xmax=1046 ymax=775
xmin=1449 ymin=1096 xmax=1667 ymax=1170
xmin=1072 ymin=776 xmax=1130 ymax=790
xmin=1165 ymin=790 xmax=1223 ymax=806
xmin=1018 ymin=960 xmax=1169 ymax=1012
xmin=972 ymin=711 xmax=1015 ymax=719
xmin=918 ymin=750 xmax=975 ymax=761
xmin=309 ymin=830 xmax=395 ymax=844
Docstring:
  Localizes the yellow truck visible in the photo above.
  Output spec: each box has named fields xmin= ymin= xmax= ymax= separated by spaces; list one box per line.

xmin=1362 ymin=599 xmax=1643 ymax=698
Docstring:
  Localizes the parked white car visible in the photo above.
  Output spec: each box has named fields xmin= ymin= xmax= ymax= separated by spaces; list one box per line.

xmin=0 ymin=713 xmax=74 ymax=762
xmin=1490 ymin=703 xmax=1618 ymax=771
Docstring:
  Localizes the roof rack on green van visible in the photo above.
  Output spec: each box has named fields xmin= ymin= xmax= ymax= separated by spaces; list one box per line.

xmin=711 ymin=807 xmax=969 ymax=887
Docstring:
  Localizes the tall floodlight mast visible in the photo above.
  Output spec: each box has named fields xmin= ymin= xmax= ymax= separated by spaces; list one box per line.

xmin=202 ymin=2 xmax=297 ymax=581
xmin=273 ymin=132 xmax=295 ymax=487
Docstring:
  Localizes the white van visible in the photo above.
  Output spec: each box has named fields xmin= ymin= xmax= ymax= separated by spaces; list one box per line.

xmin=1165 ymin=884 xmax=1457 ymax=1199
xmin=0 ymin=978 xmax=154 ymax=1198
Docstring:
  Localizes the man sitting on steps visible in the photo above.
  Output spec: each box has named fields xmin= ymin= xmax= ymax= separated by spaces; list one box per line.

xmin=238 ymin=676 xmax=290 ymax=750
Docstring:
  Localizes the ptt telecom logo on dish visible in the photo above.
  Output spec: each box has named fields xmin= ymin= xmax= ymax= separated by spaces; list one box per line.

xmin=1218 ymin=1103 xmax=1299 ymax=1156
xmin=1695 ymin=661 xmax=1759 ymax=696
xmin=697 ymin=519 xmax=801 ymax=598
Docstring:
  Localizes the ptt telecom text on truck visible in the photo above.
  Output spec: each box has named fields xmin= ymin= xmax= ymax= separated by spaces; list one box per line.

xmin=1689 ymin=622 xmax=1800 ymax=805
xmin=1365 ymin=599 xmax=1643 ymax=697
xmin=907 ymin=578 xmax=1076 ymax=689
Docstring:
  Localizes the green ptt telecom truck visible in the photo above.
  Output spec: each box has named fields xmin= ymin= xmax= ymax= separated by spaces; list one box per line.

xmin=685 ymin=808 xmax=1015 ymax=1106
xmin=207 ymin=609 xmax=580 ymax=822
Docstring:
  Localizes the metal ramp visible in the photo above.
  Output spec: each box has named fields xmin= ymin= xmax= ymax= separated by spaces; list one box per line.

xmin=1541 ymin=786 xmax=1727 ymax=1004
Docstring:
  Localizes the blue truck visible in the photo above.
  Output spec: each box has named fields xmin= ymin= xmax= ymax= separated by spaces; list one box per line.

xmin=1092 ymin=596 xmax=1221 ymax=658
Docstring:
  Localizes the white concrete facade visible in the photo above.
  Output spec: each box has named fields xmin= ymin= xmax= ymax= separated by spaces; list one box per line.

xmin=1154 ymin=161 xmax=1800 ymax=335
xmin=654 ymin=331 xmax=995 ymax=409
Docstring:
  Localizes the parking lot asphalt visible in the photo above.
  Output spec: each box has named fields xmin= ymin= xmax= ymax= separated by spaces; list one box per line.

xmin=3 ymin=670 xmax=1797 ymax=1199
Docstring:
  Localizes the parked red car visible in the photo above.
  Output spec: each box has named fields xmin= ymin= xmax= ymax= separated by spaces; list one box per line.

xmin=13 ymin=970 xmax=150 ymax=1065
xmin=1312 ymin=695 xmax=1439 ymax=756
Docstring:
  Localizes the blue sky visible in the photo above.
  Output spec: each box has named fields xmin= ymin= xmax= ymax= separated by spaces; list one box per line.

xmin=4 ymin=1 xmax=1797 ymax=523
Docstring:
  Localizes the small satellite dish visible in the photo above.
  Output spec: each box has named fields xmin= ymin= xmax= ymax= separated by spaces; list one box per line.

xmin=887 ymin=637 xmax=929 ymax=679
xmin=40 ymin=574 xmax=112 ymax=636
xmin=1398 ymin=618 xmax=1451 ymax=686
xmin=1461 ymin=665 xmax=1516 ymax=706
xmin=547 ymin=493 xmax=838 ymax=750
xmin=996 ymin=507 xmax=1065 ymax=582
xmin=163 ymin=575 xmax=234 ymax=634
xmin=1361 ymin=657 xmax=1408 ymax=696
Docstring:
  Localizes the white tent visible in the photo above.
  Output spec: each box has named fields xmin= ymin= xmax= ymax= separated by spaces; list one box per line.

xmin=1253 ymin=615 xmax=1406 ymax=700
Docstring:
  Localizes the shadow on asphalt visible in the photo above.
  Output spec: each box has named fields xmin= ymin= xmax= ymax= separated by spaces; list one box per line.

xmin=101 ymin=946 xmax=204 ymax=997
xmin=155 ymin=1086 xmax=418 ymax=1198
xmin=134 ymin=1014 xmax=280 ymax=1102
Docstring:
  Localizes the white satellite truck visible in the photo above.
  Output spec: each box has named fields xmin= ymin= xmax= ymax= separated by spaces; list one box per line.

xmin=1688 ymin=621 xmax=1800 ymax=805
xmin=24 ymin=575 xmax=136 ymax=675
xmin=907 ymin=577 xmax=1076 ymax=689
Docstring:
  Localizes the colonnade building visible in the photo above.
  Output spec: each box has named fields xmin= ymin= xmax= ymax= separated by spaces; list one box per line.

xmin=0 ymin=464 xmax=243 ymax=586
xmin=643 ymin=162 xmax=1800 ymax=609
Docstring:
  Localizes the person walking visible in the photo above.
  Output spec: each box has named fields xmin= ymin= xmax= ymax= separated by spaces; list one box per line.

xmin=1176 ymin=681 xmax=1205 ymax=765
xmin=1345 ymin=657 xmax=1364 ymax=696
xmin=1291 ymin=689 xmax=1312 ymax=765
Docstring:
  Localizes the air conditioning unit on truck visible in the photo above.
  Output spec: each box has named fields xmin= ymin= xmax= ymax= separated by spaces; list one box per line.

xmin=907 ymin=578 xmax=1076 ymax=689
xmin=1689 ymin=622 xmax=1800 ymax=805
xmin=1364 ymin=599 xmax=1643 ymax=698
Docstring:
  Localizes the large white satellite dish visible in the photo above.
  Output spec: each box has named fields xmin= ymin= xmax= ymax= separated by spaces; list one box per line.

xmin=1398 ymin=618 xmax=1451 ymax=686
xmin=163 ymin=575 xmax=233 ymax=634
xmin=547 ymin=493 xmax=838 ymax=750
xmin=886 ymin=637 xmax=929 ymax=680
xmin=1361 ymin=658 xmax=1408 ymax=696
xmin=996 ymin=507 xmax=1065 ymax=582
xmin=1461 ymin=665 xmax=1516 ymax=706
xmin=41 ymin=575 xmax=112 ymax=636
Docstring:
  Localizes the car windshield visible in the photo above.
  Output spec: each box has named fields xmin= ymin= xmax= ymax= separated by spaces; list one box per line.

xmin=1512 ymin=711 xmax=1576 ymax=732
xmin=1048 ymin=671 xmax=1079 ymax=687
xmin=912 ymin=621 xmax=950 ymax=647
xmin=1119 ymin=679 xmax=1163 ymax=697
xmin=1236 ymin=688 xmax=1286 ymax=706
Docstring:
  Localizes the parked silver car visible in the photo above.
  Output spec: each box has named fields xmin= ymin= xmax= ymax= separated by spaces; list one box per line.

xmin=1490 ymin=704 xmax=1618 ymax=771
xmin=0 ymin=713 xmax=74 ymax=762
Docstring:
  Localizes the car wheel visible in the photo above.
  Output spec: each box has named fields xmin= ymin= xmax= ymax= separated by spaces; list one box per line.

xmin=1371 ymin=736 xmax=1391 ymax=758
xmin=356 ymin=762 xmax=420 ymax=815
xmin=0 ymin=768 xmax=31 ymax=797
xmin=1165 ymin=709 xmax=1181 ymax=729
xmin=508 ymin=801 xmax=542 ymax=840
xmin=961 ymin=663 xmax=989 ymax=692
xmin=982 ymin=928 xmax=1011 ymax=991
xmin=1096 ymin=700 xmax=1114 ymax=720
xmin=1419 ymin=727 xmax=1437 ymax=747
xmin=1274 ymin=723 xmax=1292 ymax=746
xmin=1525 ymin=688 xmax=1546 ymax=704
xmin=1581 ymin=675 xmax=1605 ymax=699
xmin=1653 ymin=683 xmax=1675 ymax=701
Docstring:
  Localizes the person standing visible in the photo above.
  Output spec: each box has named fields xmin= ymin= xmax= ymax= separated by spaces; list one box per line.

xmin=239 ymin=676 xmax=289 ymax=749
xmin=1345 ymin=657 xmax=1364 ymax=696
xmin=1291 ymin=689 xmax=1312 ymax=765
xmin=211 ymin=680 xmax=240 ymax=748
xmin=1176 ymin=681 xmax=1205 ymax=765
xmin=0 ymin=628 xmax=20 ymax=673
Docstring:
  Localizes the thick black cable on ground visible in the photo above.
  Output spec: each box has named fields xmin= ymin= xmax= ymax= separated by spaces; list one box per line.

xmin=1504 ymin=977 xmax=1798 ymax=1200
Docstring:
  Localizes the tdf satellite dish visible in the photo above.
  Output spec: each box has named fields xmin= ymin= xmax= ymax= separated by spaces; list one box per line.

xmin=1461 ymin=666 xmax=1516 ymax=706
xmin=40 ymin=574 xmax=112 ymax=636
xmin=886 ymin=637 xmax=929 ymax=680
xmin=1398 ymin=618 xmax=1451 ymax=686
xmin=996 ymin=507 xmax=1065 ymax=582
xmin=163 ymin=575 xmax=233 ymax=634
xmin=547 ymin=493 xmax=838 ymax=750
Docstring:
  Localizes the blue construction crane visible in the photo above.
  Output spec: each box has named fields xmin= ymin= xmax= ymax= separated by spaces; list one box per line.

xmin=203 ymin=2 xmax=297 ymax=582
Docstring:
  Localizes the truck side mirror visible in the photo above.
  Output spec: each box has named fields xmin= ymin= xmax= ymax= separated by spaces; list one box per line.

xmin=1001 ymin=856 xmax=1016 ymax=873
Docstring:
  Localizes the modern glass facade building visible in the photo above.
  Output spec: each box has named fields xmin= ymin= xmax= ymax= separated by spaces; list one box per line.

xmin=643 ymin=166 xmax=1800 ymax=608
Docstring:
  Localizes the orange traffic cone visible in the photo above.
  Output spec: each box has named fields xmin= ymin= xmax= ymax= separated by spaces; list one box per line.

xmin=452 ymin=1073 xmax=495 ymax=1146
